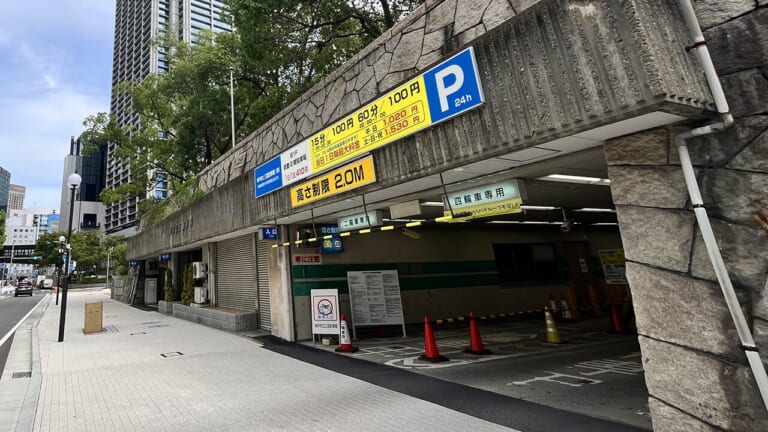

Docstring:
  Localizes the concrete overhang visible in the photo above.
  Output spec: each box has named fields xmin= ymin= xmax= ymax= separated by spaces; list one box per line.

xmin=128 ymin=0 xmax=715 ymax=260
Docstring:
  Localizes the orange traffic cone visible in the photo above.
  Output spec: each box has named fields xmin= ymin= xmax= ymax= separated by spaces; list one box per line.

xmin=609 ymin=304 xmax=627 ymax=334
xmin=418 ymin=317 xmax=448 ymax=363
xmin=335 ymin=314 xmax=359 ymax=353
xmin=465 ymin=312 xmax=492 ymax=355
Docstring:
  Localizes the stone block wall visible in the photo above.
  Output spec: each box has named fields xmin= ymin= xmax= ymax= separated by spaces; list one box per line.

xmin=604 ymin=3 xmax=768 ymax=429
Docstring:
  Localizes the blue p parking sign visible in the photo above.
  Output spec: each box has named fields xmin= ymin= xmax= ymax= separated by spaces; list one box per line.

xmin=423 ymin=48 xmax=485 ymax=124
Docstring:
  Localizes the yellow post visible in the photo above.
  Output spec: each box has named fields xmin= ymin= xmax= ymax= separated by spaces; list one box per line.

xmin=544 ymin=307 xmax=561 ymax=344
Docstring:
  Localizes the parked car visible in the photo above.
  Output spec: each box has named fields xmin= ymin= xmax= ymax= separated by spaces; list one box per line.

xmin=43 ymin=278 xmax=54 ymax=289
xmin=14 ymin=279 xmax=33 ymax=297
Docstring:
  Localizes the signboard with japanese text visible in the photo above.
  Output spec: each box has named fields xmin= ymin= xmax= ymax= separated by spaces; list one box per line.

xmin=443 ymin=180 xmax=524 ymax=221
xmin=293 ymin=253 xmax=323 ymax=265
xmin=253 ymin=47 xmax=485 ymax=198
xmin=346 ymin=270 xmax=406 ymax=339
xmin=598 ymin=249 xmax=628 ymax=285
xmin=260 ymin=227 xmax=279 ymax=240
xmin=309 ymin=48 xmax=484 ymax=172
xmin=311 ymin=289 xmax=340 ymax=336
xmin=289 ymin=156 xmax=376 ymax=208
xmin=338 ymin=210 xmax=383 ymax=232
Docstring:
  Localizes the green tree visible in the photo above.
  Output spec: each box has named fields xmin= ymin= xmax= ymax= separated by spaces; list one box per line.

xmin=103 ymin=235 xmax=129 ymax=277
xmin=164 ymin=269 xmax=175 ymax=302
xmin=34 ymin=232 xmax=67 ymax=267
xmin=0 ymin=210 xmax=6 ymax=246
xmin=70 ymin=231 xmax=104 ymax=280
xmin=181 ymin=264 xmax=194 ymax=305
xmin=82 ymin=0 xmax=424 ymax=223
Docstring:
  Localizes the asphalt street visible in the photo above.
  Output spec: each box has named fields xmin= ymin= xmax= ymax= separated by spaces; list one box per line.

xmin=0 ymin=291 xmax=44 ymax=378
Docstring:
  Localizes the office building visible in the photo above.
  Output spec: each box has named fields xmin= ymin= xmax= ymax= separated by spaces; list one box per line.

xmin=0 ymin=167 xmax=9 ymax=213
xmin=106 ymin=0 xmax=233 ymax=235
xmin=8 ymin=184 xmax=25 ymax=210
xmin=60 ymin=137 xmax=107 ymax=234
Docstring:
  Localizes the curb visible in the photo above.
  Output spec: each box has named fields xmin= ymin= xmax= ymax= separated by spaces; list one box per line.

xmin=14 ymin=297 xmax=49 ymax=432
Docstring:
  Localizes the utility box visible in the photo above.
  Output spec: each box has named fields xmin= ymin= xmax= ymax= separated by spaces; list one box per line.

xmin=84 ymin=300 xmax=103 ymax=334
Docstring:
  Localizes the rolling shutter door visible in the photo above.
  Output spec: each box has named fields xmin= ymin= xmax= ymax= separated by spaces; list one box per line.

xmin=256 ymin=239 xmax=272 ymax=330
xmin=216 ymin=235 xmax=257 ymax=311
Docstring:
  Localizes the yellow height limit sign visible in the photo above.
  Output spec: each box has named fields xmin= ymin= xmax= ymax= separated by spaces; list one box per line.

xmin=310 ymin=77 xmax=432 ymax=171
xmin=290 ymin=156 xmax=376 ymax=207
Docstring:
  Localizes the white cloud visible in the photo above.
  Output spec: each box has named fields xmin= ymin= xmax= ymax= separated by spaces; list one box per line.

xmin=0 ymin=0 xmax=114 ymax=211
xmin=0 ymin=86 xmax=108 ymax=210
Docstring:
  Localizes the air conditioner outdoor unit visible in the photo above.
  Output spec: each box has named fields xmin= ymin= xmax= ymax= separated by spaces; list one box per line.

xmin=192 ymin=262 xmax=207 ymax=279
xmin=194 ymin=286 xmax=207 ymax=304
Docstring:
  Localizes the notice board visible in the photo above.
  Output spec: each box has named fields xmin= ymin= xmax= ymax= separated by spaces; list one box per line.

xmin=346 ymin=270 xmax=406 ymax=338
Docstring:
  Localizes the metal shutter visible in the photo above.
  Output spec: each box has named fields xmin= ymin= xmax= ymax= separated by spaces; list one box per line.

xmin=215 ymin=235 xmax=257 ymax=311
xmin=256 ymin=239 xmax=272 ymax=330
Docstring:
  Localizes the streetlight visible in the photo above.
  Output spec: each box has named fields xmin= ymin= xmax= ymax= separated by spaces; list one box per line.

xmin=8 ymin=241 xmax=15 ymax=283
xmin=106 ymin=246 xmax=114 ymax=291
xmin=229 ymin=66 xmax=235 ymax=149
xmin=58 ymin=172 xmax=81 ymax=343
xmin=56 ymin=235 xmax=65 ymax=306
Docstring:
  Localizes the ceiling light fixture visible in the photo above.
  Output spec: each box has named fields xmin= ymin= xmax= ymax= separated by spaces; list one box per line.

xmin=574 ymin=208 xmax=616 ymax=212
xmin=420 ymin=201 xmax=444 ymax=207
xmin=539 ymin=174 xmax=611 ymax=185
xmin=521 ymin=205 xmax=558 ymax=211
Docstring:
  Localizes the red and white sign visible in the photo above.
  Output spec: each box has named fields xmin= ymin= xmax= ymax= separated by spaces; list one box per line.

xmin=311 ymin=289 xmax=340 ymax=336
xmin=293 ymin=254 xmax=322 ymax=265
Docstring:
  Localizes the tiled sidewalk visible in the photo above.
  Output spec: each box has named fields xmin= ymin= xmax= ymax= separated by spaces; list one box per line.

xmin=28 ymin=289 xmax=517 ymax=432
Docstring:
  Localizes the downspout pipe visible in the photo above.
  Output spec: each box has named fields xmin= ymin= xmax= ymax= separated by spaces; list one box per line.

xmin=677 ymin=0 xmax=768 ymax=412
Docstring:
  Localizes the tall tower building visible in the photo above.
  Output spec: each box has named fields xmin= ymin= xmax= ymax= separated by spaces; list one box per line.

xmin=8 ymin=184 xmax=25 ymax=210
xmin=106 ymin=0 xmax=232 ymax=235
xmin=60 ymin=137 xmax=107 ymax=234
xmin=0 ymin=167 xmax=10 ymax=213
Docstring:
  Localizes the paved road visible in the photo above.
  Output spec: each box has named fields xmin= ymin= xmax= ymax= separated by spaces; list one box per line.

xmin=0 ymin=292 xmax=44 ymax=377
xmin=309 ymin=319 xmax=650 ymax=430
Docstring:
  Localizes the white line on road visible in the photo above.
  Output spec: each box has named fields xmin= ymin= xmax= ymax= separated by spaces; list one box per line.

xmin=0 ymin=296 xmax=47 ymax=348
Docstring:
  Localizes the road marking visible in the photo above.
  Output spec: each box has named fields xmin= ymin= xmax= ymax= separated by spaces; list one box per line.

xmin=574 ymin=359 xmax=644 ymax=376
xmin=510 ymin=372 xmax=602 ymax=387
xmin=0 ymin=296 xmax=46 ymax=348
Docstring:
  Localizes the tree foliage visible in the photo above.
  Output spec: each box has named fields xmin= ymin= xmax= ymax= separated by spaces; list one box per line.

xmin=0 ymin=210 xmax=6 ymax=246
xmin=33 ymin=232 xmax=67 ymax=267
xmin=84 ymin=0 xmax=424 ymax=223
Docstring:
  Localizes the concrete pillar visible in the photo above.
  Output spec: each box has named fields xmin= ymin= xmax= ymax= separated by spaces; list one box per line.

xmin=605 ymin=5 xmax=768 ymax=428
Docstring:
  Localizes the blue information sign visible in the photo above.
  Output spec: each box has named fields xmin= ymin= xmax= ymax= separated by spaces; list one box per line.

xmin=261 ymin=227 xmax=279 ymax=240
xmin=254 ymin=156 xmax=283 ymax=197
xmin=423 ymin=48 xmax=485 ymax=124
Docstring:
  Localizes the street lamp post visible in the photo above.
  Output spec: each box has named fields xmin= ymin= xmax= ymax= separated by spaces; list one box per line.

xmin=58 ymin=173 xmax=81 ymax=343
xmin=229 ymin=66 xmax=235 ymax=149
xmin=8 ymin=241 xmax=15 ymax=282
xmin=56 ymin=235 xmax=65 ymax=305
xmin=106 ymin=246 xmax=114 ymax=291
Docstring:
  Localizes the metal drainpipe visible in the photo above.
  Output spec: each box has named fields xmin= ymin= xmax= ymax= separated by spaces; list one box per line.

xmin=677 ymin=0 xmax=768 ymax=411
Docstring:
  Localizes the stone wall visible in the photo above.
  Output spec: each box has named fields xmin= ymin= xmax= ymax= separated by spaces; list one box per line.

xmin=604 ymin=3 xmax=768 ymax=429
xmin=129 ymin=0 xmax=716 ymax=259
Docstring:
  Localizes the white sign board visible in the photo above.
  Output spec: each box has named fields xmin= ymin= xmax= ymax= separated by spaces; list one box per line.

xmin=311 ymin=289 xmax=340 ymax=336
xmin=347 ymin=270 xmax=406 ymax=338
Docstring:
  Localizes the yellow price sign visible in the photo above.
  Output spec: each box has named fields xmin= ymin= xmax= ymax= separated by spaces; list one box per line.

xmin=309 ymin=77 xmax=432 ymax=172
xmin=290 ymin=156 xmax=377 ymax=208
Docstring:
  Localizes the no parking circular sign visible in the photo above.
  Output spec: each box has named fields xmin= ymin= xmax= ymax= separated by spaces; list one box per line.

xmin=311 ymin=289 xmax=340 ymax=336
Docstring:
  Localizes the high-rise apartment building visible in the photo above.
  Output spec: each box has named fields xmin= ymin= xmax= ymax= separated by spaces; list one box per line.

xmin=8 ymin=184 xmax=25 ymax=210
xmin=106 ymin=0 xmax=232 ymax=235
xmin=0 ymin=167 xmax=10 ymax=213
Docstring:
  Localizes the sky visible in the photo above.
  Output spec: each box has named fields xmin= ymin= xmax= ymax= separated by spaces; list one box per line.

xmin=0 ymin=0 xmax=115 ymax=212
